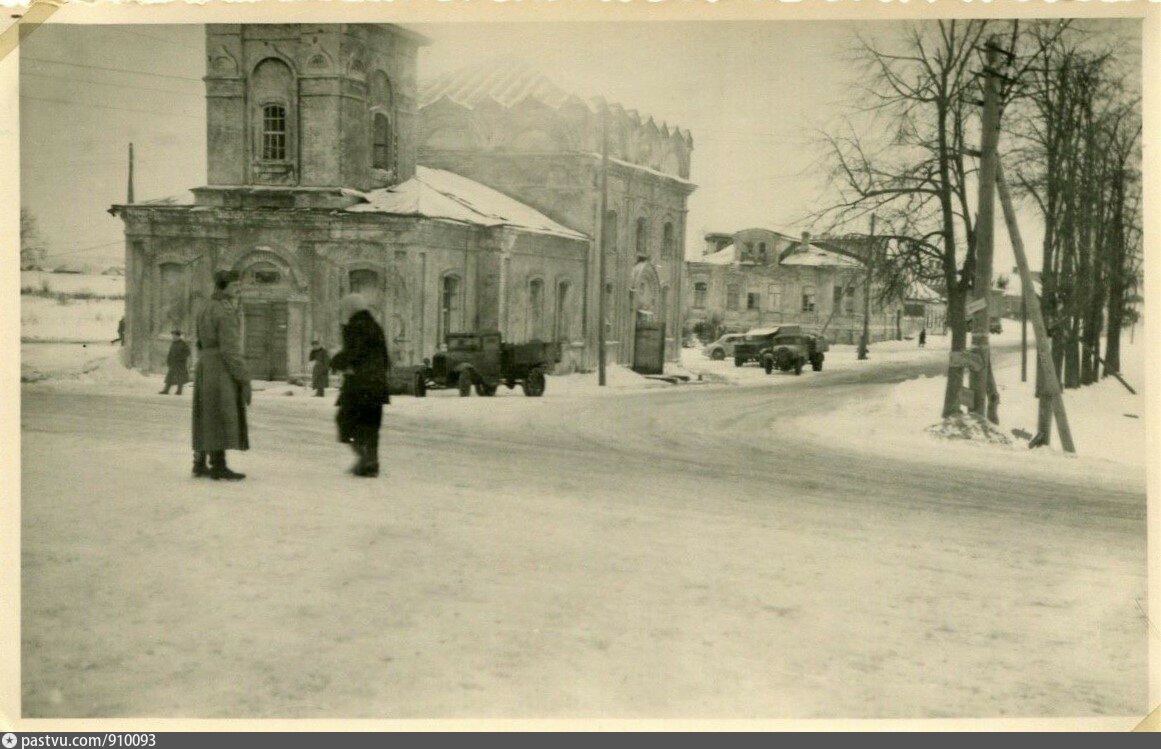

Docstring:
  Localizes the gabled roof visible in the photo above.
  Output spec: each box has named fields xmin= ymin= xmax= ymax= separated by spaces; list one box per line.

xmin=780 ymin=243 xmax=864 ymax=269
xmin=347 ymin=167 xmax=587 ymax=240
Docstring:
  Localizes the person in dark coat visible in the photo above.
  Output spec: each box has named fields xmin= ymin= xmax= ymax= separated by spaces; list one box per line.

xmin=309 ymin=340 xmax=330 ymax=397
xmin=112 ymin=317 xmax=126 ymax=345
xmin=918 ymin=328 xmax=927 ymax=348
xmin=191 ymin=270 xmax=251 ymax=480
xmin=160 ymin=330 xmax=191 ymax=395
xmin=330 ymin=294 xmax=389 ymax=477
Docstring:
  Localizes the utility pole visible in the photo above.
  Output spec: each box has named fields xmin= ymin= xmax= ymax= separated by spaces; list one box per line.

xmin=127 ymin=142 xmax=135 ymax=204
xmin=997 ymin=162 xmax=1075 ymax=453
xmin=597 ymin=107 xmax=609 ymax=387
xmin=968 ymin=38 xmax=1003 ymax=423
xmin=858 ymin=214 xmax=875 ymax=360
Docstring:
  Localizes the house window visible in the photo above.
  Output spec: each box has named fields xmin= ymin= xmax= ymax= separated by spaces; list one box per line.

xmin=693 ymin=281 xmax=707 ymax=309
xmin=439 ymin=274 xmax=462 ymax=343
xmin=662 ymin=222 xmax=674 ymax=258
xmin=555 ymin=281 xmax=571 ymax=342
xmin=802 ymin=285 xmax=817 ymax=313
xmin=833 ymin=285 xmax=845 ymax=313
xmin=759 ymin=242 xmax=768 ymax=264
xmin=635 ymin=217 xmax=647 ymax=261
xmin=528 ymin=278 xmax=545 ymax=340
xmin=604 ymin=282 xmax=615 ymax=333
xmin=372 ymin=113 xmax=393 ymax=171
xmin=844 ymin=286 xmax=857 ymax=315
xmin=747 ymin=292 xmax=760 ymax=310
xmin=262 ymin=104 xmax=287 ymax=161
xmin=744 ymin=242 xmax=754 ymax=261
xmin=726 ymin=283 xmax=740 ymax=311
xmin=768 ymin=283 xmax=782 ymax=312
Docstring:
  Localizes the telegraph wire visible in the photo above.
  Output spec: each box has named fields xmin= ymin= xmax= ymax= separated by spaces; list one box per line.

xmin=21 ymin=56 xmax=204 ymax=83
xmin=22 ymin=70 xmax=202 ymax=97
xmin=20 ymin=94 xmax=203 ymax=120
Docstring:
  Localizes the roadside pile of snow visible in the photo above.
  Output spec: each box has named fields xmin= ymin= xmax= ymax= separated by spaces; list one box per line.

xmin=926 ymin=412 xmax=1012 ymax=446
xmin=21 ymin=343 xmax=149 ymax=387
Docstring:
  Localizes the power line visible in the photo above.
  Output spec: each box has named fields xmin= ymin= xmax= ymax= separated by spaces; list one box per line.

xmin=20 ymin=94 xmax=202 ymax=120
xmin=22 ymin=70 xmax=201 ymax=97
xmin=22 ymin=56 xmax=203 ymax=83
xmin=100 ymin=27 xmax=204 ymax=53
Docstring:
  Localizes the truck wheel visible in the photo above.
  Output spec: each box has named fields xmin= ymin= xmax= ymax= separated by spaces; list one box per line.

xmin=763 ymin=356 xmax=774 ymax=375
xmin=794 ymin=360 xmax=803 ymax=376
xmin=458 ymin=373 xmax=473 ymax=397
xmin=812 ymin=354 xmax=824 ymax=372
xmin=476 ymin=381 xmax=497 ymax=397
xmin=523 ymin=370 xmax=546 ymax=397
xmin=734 ymin=357 xmax=744 ymax=367
xmin=414 ymin=372 xmax=427 ymax=397
xmin=711 ymin=349 xmax=725 ymax=360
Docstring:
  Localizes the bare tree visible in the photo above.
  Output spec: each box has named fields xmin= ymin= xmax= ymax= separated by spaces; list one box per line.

xmin=21 ymin=208 xmax=48 ymax=269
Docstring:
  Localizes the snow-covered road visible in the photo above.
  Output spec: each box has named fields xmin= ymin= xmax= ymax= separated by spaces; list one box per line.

xmin=19 ymin=351 xmax=1147 ymax=720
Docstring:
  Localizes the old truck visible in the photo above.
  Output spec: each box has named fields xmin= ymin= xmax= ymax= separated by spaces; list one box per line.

xmin=731 ymin=325 xmax=803 ymax=366
xmin=428 ymin=331 xmax=560 ymax=397
xmin=761 ymin=331 xmax=829 ymax=375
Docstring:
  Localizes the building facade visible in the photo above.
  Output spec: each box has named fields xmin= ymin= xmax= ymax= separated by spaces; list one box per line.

xmin=684 ymin=229 xmax=914 ymax=345
xmin=113 ymin=24 xmax=589 ymax=378
xmin=418 ymin=57 xmax=697 ymax=368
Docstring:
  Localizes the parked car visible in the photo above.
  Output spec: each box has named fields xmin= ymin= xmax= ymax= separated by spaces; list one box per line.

xmin=702 ymin=333 xmax=745 ymax=361
xmin=731 ymin=326 xmax=802 ymax=366
xmin=428 ymin=331 xmax=560 ymax=397
xmin=761 ymin=331 xmax=829 ymax=375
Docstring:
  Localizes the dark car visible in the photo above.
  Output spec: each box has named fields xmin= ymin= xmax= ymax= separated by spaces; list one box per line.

xmin=732 ymin=325 xmax=803 ymax=366
xmin=429 ymin=331 xmax=560 ymax=397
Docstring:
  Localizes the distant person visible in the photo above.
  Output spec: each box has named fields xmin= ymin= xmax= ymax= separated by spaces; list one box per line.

xmin=112 ymin=317 xmax=126 ymax=346
xmin=159 ymin=330 xmax=191 ymax=395
xmin=191 ymin=270 xmax=251 ymax=481
xmin=919 ymin=328 xmax=927 ymax=348
xmin=308 ymin=340 xmax=330 ymax=397
xmin=330 ymin=294 xmax=390 ymax=478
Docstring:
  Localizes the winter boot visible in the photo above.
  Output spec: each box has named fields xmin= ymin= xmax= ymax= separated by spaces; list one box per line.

xmin=209 ymin=450 xmax=245 ymax=481
xmin=315 ymin=388 xmax=325 ymax=397
xmin=361 ymin=433 xmax=380 ymax=477
xmin=349 ymin=441 xmax=368 ymax=475
xmin=175 ymin=385 xmax=184 ymax=395
xmin=159 ymin=385 xmax=171 ymax=395
xmin=192 ymin=452 xmax=210 ymax=478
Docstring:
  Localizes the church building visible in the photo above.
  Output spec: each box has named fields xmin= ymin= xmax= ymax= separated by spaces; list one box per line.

xmin=419 ymin=57 xmax=697 ymax=368
xmin=112 ymin=24 xmax=589 ymax=379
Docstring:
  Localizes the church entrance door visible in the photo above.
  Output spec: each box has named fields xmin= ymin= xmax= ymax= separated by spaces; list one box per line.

xmin=242 ymin=301 xmax=288 ymax=381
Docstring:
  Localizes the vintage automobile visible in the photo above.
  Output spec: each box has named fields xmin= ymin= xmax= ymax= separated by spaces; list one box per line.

xmin=731 ymin=326 xmax=802 ymax=367
xmin=761 ymin=331 xmax=829 ymax=375
xmin=701 ymin=333 xmax=746 ymax=361
xmin=386 ymin=363 xmax=428 ymax=397
xmin=428 ymin=331 xmax=560 ymax=397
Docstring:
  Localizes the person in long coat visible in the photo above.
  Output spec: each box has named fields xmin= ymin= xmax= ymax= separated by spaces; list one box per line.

xmin=191 ymin=270 xmax=251 ymax=480
xmin=330 ymin=294 xmax=389 ymax=477
xmin=308 ymin=340 xmax=330 ymax=397
xmin=160 ymin=330 xmax=191 ymax=395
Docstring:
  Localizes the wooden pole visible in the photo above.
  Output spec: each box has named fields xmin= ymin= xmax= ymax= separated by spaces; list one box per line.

xmin=858 ymin=215 xmax=874 ymax=359
xmin=997 ymin=162 xmax=1076 ymax=453
xmin=970 ymin=39 xmax=1001 ymax=422
xmin=598 ymin=107 xmax=609 ymax=387
xmin=127 ymin=142 xmax=135 ymax=204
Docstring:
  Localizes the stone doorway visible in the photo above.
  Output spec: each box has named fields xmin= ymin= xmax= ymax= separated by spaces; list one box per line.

xmin=242 ymin=301 xmax=289 ymax=381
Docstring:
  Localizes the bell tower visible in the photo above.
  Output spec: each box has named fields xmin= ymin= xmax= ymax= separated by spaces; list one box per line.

xmin=195 ymin=23 xmax=428 ymax=208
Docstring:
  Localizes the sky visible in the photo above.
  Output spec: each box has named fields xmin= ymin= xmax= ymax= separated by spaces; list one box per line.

xmin=18 ymin=20 xmax=1142 ymax=275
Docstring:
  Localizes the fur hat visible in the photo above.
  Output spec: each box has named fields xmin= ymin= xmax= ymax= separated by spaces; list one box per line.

xmin=339 ymin=293 xmax=371 ymax=323
xmin=213 ymin=269 xmax=241 ymax=290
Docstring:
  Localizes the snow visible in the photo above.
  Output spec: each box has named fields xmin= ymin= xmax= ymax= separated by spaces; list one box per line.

xmin=22 ymin=296 xmax=125 ymax=343
xmin=349 ymin=167 xmax=588 ymax=240
xmin=21 ymin=270 xmax=125 ymax=297
xmin=697 ymin=244 xmax=736 ymax=265
xmin=781 ymin=244 xmax=864 ymax=268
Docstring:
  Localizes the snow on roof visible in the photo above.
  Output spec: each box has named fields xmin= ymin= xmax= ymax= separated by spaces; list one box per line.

xmin=906 ymin=282 xmax=945 ymax=302
xmin=697 ymin=244 xmax=736 ymax=265
xmin=781 ymin=243 xmax=864 ymax=268
xmin=347 ymin=167 xmax=588 ymax=240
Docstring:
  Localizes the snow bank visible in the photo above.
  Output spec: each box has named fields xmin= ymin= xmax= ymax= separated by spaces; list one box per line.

xmin=21 ymin=343 xmax=149 ymax=386
xmin=22 ymin=296 xmax=125 ymax=343
xmin=795 ymin=330 xmax=1146 ymax=482
xmin=21 ymin=270 xmax=125 ymax=297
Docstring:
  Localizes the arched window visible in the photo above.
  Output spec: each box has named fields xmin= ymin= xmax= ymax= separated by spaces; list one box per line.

xmin=372 ymin=113 xmax=393 ymax=170
xmin=693 ymin=281 xmax=707 ymax=309
xmin=251 ymin=58 xmax=295 ymax=168
xmin=369 ymin=71 xmax=395 ymax=173
xmin=603 ymin=210 xmax=618 ymax=254
xmin=802 ymin=285 xmax=817 ymax=313
xmin=439 ymin=274 xmax=462 ymax=343
xmin=555 ymin=281 xmax=571 ymax=342
xmin=662 ymin=222 xmax=675 ymax=258
xmin=528 ymin=278 xmax=545 ymax=340
xmin=635 ymin=217 xmax=647 ymax=261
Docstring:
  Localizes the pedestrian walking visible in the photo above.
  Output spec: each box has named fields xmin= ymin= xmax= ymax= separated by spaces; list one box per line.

xmin=330 ymin=294 xmax=389 ymax=478
xmin=159 ymin=330 xmax=191 ymax=395
xmin=309 ymin=340 xmax=330 ymax=397
xmin=111 ymin=317 xmax=126 ymax=345
xmin=191 ymin=269 xmax=251 ymax=481
xmin=919 ymin=328 xmax=927 ymax=348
